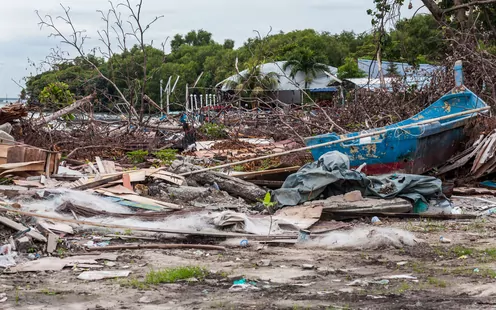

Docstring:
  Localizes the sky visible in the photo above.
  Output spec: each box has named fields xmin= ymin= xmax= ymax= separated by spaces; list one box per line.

xmin=0 ymin=0 xmax=428 ymax=98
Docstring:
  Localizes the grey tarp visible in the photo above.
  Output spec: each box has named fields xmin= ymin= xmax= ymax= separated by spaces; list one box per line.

xmin=273 ymin=151 xmax=442 ymax=207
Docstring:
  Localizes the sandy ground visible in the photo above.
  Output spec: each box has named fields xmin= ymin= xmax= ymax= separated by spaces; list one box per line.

xmin=1 ymin=216 xmax=496 ymax=310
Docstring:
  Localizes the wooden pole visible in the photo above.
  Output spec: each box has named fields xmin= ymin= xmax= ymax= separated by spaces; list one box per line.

xmin=35 ymin=94 xmax=94 ymax=126
xmin=180 ymin=106 xmax=490 ymax=176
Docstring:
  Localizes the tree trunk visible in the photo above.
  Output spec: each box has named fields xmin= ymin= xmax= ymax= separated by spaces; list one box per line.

xmin=34 ymin=94 xmax=94 ymax=126
xmin=377 ymin=45 xmax=386 ymax=89
xmin=187 ymin=171 xmax=267 ymax=203
xmin=420 ymin=0 xmax=444 ymax=22
xmin=454 ymin=0 xmax=468 ymax=28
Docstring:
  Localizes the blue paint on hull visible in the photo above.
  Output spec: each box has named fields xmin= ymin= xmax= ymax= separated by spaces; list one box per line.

xmin=305 ymin=88 xmax=488 ymax=175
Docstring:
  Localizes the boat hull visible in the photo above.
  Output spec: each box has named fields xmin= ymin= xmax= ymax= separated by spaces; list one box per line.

xmin=305 ymin=90 xmax=487 ymax=175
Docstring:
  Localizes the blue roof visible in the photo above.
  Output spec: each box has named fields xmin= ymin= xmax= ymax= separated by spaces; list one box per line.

xmin=309 ymin=87 xmax=338 ymax=92
xmin=357 ymin=59 xmax=443 ymax=79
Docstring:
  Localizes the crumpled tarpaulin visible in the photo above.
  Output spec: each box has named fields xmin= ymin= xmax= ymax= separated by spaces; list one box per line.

xmin=273 ymin=151 xmax=442 ymax=207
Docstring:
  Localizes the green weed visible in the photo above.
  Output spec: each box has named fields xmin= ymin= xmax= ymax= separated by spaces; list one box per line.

xmin=40 ymin=288 xmax=58 ymax=295
xmin=153 ymin=149 xmax=177 ymax=166
xmin=120 ymin=277 xmax=150 ymax=290
xmin=427 ymin=277 xmax=447 ymax=288
xmin=127 ymin=150 xmax=148 ymax=164
xmin=145 ymin=266 xmax=208 ymax=284
xmin=200 ymin=123 xmax=227 ymax=139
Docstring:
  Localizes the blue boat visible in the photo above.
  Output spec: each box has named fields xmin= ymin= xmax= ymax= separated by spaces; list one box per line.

xmin=304 ymin=61 xmax=489 ymax=175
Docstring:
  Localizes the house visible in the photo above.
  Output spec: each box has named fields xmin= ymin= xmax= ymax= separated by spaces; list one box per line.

xmin=217 ymin=61 xmax=340 ymax=104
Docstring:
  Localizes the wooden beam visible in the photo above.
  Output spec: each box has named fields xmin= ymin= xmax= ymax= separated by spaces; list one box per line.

xmin=74 ymin=174 xmax=123 ymax=191
xmin=325 ymin=211 xmax=477 ymax=220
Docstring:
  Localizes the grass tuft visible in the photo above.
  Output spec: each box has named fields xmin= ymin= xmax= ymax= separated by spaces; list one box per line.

xmin=145 ymin=266 xmax=208 ymax=284
xmin=427 ymin=277 xmax=447 ymax=288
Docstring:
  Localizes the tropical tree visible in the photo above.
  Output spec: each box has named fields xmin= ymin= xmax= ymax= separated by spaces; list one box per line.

xmin=283 ymin=47 xmax=331 ymax=89
xmin=337 ymin=57 xmax=367 ymax=79
xmin=225 ymin=65 xmax=279 ymax=98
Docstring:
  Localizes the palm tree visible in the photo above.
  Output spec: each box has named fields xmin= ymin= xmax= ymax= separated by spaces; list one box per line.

xmin=225 ymin=65 xmax=280 ymax=98
xmin=283 ymin=48 xmax=331 ymax=89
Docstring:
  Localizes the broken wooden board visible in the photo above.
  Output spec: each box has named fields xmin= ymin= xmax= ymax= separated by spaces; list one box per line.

xmin=102 ymin=161 xmax=116 ymax=174
xmin=274 ymin=205 xmax=323 ymax=230
xmin=0 ymin=144 xmax=60 ymax=175
xmin=312 ymin=196 xmax=412 ymax=220
xmin=77 ymin=270 xmax=130 ymax=281
xmin=122 ymin=173 xmax=132 ymax=190
xmin=10 ymin=254 xmax=118 ymax=272
xmin=103 ymin=197 xmax=166 ymax=211
xmin=453 ymin=187 xmax=496 ymax=196
xmin=232 ymin=166 xmax=301 ymax=180
xmin=325 ymin=211 xmax=477 ymax=220
xmin=95 ymin=189 xmax=182 ymax=210
xmin=95 ymin=157 xmax=106 ymax=174
xmin=0 ymin=216 xmax=46 ymax=242
xmin=74 ymin=174 xmax=123 ymax=190
xmin=0 ymin=161 xmax=45 ymax=177
xmin=100 ymin=185 xmax=135 ymax=195
xmin=147 ymin=170 xmax=186 ymax=186
xmin=46 ymin=233 xmax=59 ymax=254
xmin=13 ymin=180 xmax=44 ymax=188
xmin=38 ymin=220 xmax=74 ymax=235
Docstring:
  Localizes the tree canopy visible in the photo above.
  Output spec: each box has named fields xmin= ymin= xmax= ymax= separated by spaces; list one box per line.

xmin=26 ymin=13 xmax=481 ymax=111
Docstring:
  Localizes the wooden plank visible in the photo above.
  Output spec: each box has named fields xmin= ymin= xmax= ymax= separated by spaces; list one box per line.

xmin=74 ymin=174 xmax=123 ymax=191
xmin=101 ymin=185 xmax=135 ymax=195
xmin=88 ymin=162 xmax=98 ymax=174
xmin=0 ymin=144 xmax=10 ymax=158
xmin=122 ymin=174 xmax=132 ymax=190
xmin=13 ymin=180 xmax=44 ymax=188
xmin=45 ymin=153 xmax=52 ymax=177
xmin=46 ymin=233 xmax=59 ymax=254
xmin=38 ymin=220 xmax=74 ymax=234
xmin=453 ymin=187 xmax=496 ymax=196
xmin=95 ymin=157 xmax=106 ymax=174
xmin=0 ymin=216 xmax=47 ymax=242
xmin=94 ymin=190 xmax=182 ymax=210
xmin=247 ymin=180 xmax=284 ymax=188
xmin=233 ymin=166 xmax=301 ymax=180
xmin=324 ymin=211 xmax=477 ymax=220
xmin=77 ymin=270 xmax=130 ymax=281
xmin=149 ymin=170 xmax=185 ymax=186
xmin=102 ymin=161 xmax=116 ymax=174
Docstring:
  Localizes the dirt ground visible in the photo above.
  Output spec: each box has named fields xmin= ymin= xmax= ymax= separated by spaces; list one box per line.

xmin=1 ymin=216 xmax=496 ymax=310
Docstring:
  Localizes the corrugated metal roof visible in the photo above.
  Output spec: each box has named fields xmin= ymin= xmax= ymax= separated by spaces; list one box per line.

xmin=345 ymin=76 xmax=432 ymax=91
xmin=357 ymin=59 xmax=443 ymax=79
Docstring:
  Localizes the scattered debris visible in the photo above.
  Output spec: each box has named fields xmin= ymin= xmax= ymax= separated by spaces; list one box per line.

xmin=77 ymin=270 xmax=131 ymax=281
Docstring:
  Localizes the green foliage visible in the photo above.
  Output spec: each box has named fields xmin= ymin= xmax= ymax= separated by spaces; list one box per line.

xmin=39 ymin=82 xmax=75 ymax=108
xmin=120 ymin=277 xmax=150 ymax=290
xmin=225 ymin=64 xmax=279 ymax=98
xmin=262 ymin=192 xmax=276 ymax=208
xmin=283 ymin=47 xmax=330 ymax=89
xmin=427 ymin=277 xmax=447 ymax=288
xmin=145 ymin=266 xmax=208 ymax=284
xmin=199 ymin=123 xmax=227 ymax=139
xmin=26 ymin=19 xmax=451 ymax=110
xmin=153 ymin=149 xmax=177 ymax=166
xmin=126 ymin=150 xmax=149 ymax=164
xmin=338 ymin=57 xmax=366 ymax=79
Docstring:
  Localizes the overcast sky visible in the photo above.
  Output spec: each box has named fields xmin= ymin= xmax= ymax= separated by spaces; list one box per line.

xmin=0 ymin=0 xmax=428 ymax=98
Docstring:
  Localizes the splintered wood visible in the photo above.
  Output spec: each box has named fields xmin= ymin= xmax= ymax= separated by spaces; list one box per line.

xmin=438 ymin=130 xmax=496 ymax=178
